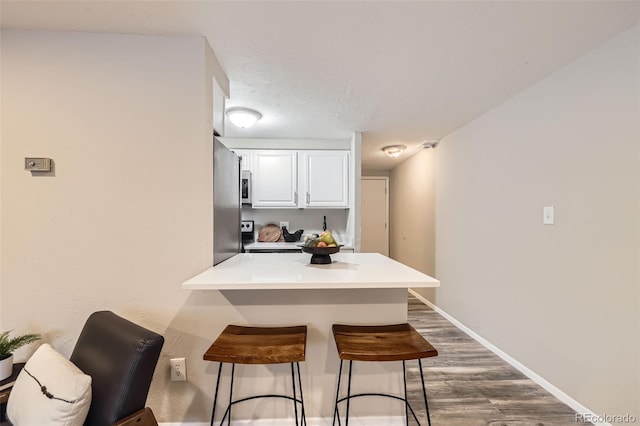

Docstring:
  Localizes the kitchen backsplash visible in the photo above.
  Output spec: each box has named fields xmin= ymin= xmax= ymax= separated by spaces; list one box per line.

xmin=241 ymin=208 xmax=350 ymax=243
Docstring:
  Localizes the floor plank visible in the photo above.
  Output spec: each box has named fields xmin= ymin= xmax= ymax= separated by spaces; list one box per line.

xmin=406 ymin=294 xmax=591 ymax=425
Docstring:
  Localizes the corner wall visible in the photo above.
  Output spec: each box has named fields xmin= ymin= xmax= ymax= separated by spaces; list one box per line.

xmin=389 ymin=149 xmax=436 ymax=301
xmin=0 ymin=30 xmax=220 ymax=421
xmin=435 ymin=25 xmax=639 ymax=420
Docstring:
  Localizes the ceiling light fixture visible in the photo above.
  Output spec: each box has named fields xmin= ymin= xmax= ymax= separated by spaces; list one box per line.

xmin=382 ymin=145 xmax=407 ymax=158
xmin=420 ymin=139 xmax=440 ymax=149
xmin=226 ymin=107 xmax=262 ymax=128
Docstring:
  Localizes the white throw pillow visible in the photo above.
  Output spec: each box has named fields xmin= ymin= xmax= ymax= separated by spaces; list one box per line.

xmin=7 ymin=343 xmax=92 ymax=426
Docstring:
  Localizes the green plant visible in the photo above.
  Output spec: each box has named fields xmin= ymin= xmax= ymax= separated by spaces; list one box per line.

xmin=0 ymin=331 xmax=41 ymax=360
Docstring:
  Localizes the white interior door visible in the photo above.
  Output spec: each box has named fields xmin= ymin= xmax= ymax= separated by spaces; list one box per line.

xmin=361 ymin=177 xmax=389 ymax=256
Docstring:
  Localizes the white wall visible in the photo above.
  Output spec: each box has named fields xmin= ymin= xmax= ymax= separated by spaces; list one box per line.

xmin=435 ymin=24 xmax=639 ymax=421
xmin=348 ymin=131 xmax=362 ymax=251
xmin=389 ymin=149 xmax=437 ymax=301
xmin=362 ymin=169 xmax=390 ymax=177
xmin=0 ymin=30 xmax=224 ymax=421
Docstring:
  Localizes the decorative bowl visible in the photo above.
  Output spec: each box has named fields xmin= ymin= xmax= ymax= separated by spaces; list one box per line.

xmin=299 ymin=245 xmax=342 ymax=264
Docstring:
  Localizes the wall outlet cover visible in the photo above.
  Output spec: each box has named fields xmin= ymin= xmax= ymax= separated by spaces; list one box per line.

xmin=170 ymin=357 xmax=187 ymax=381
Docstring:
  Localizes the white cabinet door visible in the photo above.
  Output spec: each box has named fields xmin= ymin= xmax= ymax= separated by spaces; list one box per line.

xmin=302 ymin=151 xmax=349 ymax=208
xmin=252 ymin=151 xmax=298 ymax=208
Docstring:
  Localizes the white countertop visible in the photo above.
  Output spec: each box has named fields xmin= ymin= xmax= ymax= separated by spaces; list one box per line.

xmin=182 ymin=253 xmax=440 ymax=290
xmin=244 ymin=241 xmax=355 ymax=251
xmin=243 ymin=241 xmax=304 ymax=251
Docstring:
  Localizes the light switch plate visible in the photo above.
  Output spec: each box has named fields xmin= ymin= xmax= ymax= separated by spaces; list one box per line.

xmin=25 ymin=157 xmax=51 ymax=172
xmin=543 ymin=206 xmax=554 ymax=225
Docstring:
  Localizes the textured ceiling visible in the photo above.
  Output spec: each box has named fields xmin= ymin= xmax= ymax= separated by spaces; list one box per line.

xmin=2 ymin=1 xmax=639 ymax=170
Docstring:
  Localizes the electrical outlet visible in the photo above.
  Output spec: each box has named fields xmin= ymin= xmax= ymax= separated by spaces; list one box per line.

xmin=280 ymin=221 xmax=289 ymax=229
xmin=170 ymin=357 xmax=187 ymax=382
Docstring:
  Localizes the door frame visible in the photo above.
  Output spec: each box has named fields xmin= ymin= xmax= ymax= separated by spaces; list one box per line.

xmin=361 ymin=176 xmax=390 ymax=255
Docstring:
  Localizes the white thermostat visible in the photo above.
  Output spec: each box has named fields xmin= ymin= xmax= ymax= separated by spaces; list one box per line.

xmin=25 ymin=157 xmax=52 ymax=172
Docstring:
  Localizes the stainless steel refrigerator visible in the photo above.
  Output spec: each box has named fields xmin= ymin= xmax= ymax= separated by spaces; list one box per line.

xmin=213 ymin=137 xmax=241 ymax=265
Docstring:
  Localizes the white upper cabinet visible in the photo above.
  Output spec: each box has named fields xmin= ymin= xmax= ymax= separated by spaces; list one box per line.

xmin=301 ymin=151 xmax=349 ymax=208
xmin=252 ymin=151 xmax=298 ymax=208
xmin=245 ymin=149 xmax=350 ymax=209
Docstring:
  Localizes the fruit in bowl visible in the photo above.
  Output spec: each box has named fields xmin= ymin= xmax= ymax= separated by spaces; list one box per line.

xmin=303 ymin=231 xmax=338 ymax=248
xmin=300 ymin=232 xmax=342 ymax=264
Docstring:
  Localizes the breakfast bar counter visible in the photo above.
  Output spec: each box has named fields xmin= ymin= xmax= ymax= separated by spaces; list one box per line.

xmin=182 ymin=253 xmax=439 ymax=424
xmin=183 ymin=252 xmax=439 ymax=290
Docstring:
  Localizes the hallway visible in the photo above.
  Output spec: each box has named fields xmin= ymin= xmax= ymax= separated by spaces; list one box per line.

xmin=407 ymin=295 xmax=590 ymax=426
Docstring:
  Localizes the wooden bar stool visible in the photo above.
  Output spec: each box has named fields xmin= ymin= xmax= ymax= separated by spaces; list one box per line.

xmin=203 ymin=325 xmax=307 ymax=426
xmin=331 ymin=323 xmax=438 ymax=426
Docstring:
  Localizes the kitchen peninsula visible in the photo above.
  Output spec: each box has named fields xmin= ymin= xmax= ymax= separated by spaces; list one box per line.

xmin=183 ymin=253 xmax=439 ymax=424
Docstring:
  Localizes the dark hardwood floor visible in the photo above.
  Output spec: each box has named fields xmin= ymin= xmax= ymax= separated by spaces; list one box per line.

xmin=406 ymin=294 xmax=591 ymax=426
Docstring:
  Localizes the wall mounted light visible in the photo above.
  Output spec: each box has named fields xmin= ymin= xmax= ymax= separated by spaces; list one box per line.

xmin=382 ymin=145 xmax=407 ymax=158
xmin=226 ymin=107 xmax=262 ymax=128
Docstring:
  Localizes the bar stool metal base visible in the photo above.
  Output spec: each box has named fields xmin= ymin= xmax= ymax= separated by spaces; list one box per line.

xmin=211 ymin=361 xmax=307 ymax=426
xmin=332 ymin=359 xmax=432 ymax=426
xmin=211 ymin=362 xmax=307 ymax=426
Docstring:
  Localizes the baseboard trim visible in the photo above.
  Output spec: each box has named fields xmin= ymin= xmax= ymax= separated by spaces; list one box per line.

xmin=160 ymin=416 xmax=404 ymax=426
xmin=408 ymin=289 xmax=611 ymax=426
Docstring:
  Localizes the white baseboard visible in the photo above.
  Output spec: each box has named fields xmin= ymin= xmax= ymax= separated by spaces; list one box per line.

xmin=160 ymin=416 xmax=404 ymax=426
xmin=408 ymin=289 xmax=611 ymax=426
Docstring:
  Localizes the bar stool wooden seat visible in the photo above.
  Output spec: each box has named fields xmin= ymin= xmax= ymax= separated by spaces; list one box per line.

xmin=204 ymin=325 xmax=308 ymax=426
xmin=331 ymin=323 xmax=438 ymax=426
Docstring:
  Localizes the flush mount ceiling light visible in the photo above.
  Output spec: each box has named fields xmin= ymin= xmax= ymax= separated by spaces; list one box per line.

xmin=382 ymin=145 xmax=407 ymax=158
xmin=226 ymin=107 xmax=262 ymax=128
xmin=420 ymin=139 xmax=440 ymax=149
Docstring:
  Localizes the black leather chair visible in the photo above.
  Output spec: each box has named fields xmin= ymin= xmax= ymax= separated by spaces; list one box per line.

xmin=70 ymin=311 xmax=164 ymax=426
xmin=1 ymin=311 xmax=164 ymax=426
